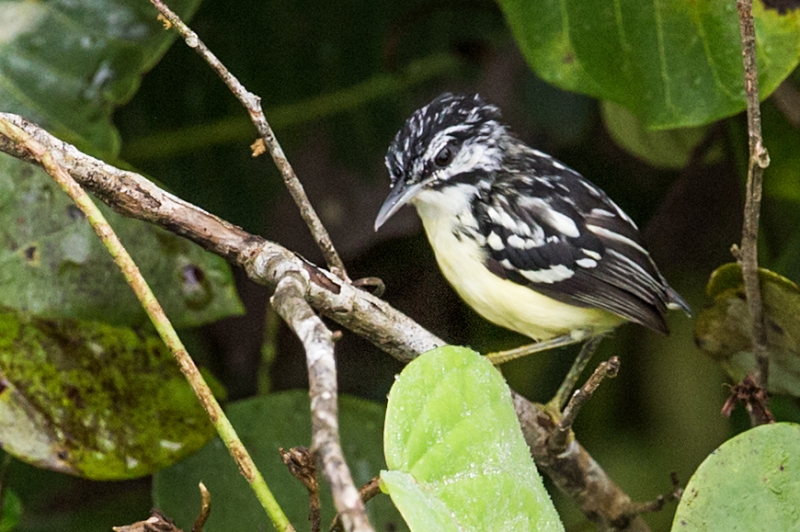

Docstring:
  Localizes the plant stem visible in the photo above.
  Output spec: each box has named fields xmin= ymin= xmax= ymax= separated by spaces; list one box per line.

xmin=736 ymin=0 xmax=770 ymax=393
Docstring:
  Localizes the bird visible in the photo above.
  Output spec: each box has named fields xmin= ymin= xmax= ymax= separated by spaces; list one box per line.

xmin=374 ymin=93 xmax=689 ymax=361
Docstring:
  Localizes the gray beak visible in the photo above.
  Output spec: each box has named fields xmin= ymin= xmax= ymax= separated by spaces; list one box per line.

xmin=374 ymin=179 xmax=428 ymax=231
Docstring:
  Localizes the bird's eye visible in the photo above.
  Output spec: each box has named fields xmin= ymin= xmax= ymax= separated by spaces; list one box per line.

xmin=434 ymin=146 xmax=454 ymax=167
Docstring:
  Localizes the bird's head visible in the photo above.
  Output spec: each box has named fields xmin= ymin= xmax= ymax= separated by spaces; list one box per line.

xmin=375 ymin=93 xmax=506 ymax=230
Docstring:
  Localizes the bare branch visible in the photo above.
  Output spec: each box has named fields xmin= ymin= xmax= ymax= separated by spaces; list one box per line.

xmin=279 ymin=447 xmax=321 ymax=532
xmin=626 ymin=472 xmax=683 ymax=516
xmin=736 ymin=0 xmax=771 ymax=394
xmin=721 ymin=375 xmax=775 ymax=424
xmin=192 ymin=483 xmax=212 ymax=532
xmin=148 ymin=0 xmax=348 ymax=280
xmin=330 ymin=478 xmax=382 ymax=532
xmin=513 ymin=393 xmax=651 ymax=532
xmin=549 ymin=357 xmax=620 ymax=454
xmin=550 ymin=335 xmax=607 ymax=412
xmin=114 ymin=509 xmax=183 ymax=532
xmin=272 ymin=274 xmax=374 ymax=532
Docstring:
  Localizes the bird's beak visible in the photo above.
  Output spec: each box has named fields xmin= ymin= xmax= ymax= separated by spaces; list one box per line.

xmin=374 ymin=178 xmax=428 ymax=231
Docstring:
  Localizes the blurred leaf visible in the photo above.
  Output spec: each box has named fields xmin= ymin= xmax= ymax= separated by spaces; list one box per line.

xmin=0 ymin=306 xmax=216 ymax=480
xmin=601 ymin=100 xmax=710 ymax=168
xmin=695 ymin=263 xmax=800 ymax=396
xmin=0 ymin=488 xmax=22 ymax=532
xmin=763 ymin=97 xmax=800 ymax=202
xmin=0 ymin=0 xmax=243 ymax=328
xmin=153 ymin=391 xmax=405 ymax=532
xmin=0 ymin=0 xmax=200 ymax=156
xmin=671 ymin=422 xmax=800 ymax=531
xmin=381 ymin=346 xmax=563 ymax=532
xmin=0 ymin=157 xmax=243 ymax=328
xmin=498 ymin=0 xmax=800 ymax=129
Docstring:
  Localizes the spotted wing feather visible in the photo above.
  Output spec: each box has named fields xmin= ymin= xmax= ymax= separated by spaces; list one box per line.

xmin=474 ymin=153 xmax=686 ymax=333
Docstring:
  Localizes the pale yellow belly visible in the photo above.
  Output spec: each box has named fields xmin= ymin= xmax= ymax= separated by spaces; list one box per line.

xmin=421 ymin=216 xmax=623 ymax=340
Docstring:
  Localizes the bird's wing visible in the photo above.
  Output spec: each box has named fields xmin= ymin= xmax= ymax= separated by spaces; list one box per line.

xmin=475 ymin=164 xmax=685 ymax=333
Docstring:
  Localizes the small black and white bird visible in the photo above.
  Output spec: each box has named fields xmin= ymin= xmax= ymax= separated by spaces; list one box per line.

xmin=375 ymin=93 xmax=689 ymax=358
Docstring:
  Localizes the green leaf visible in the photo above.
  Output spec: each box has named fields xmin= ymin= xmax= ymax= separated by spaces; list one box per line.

xmin=0 ymin=157 xmax=244 ymax=328
xmin=0 ymin=0 xmax=243 ymax=328
xmin=0 ymin=0 xmax=200 ymax=156
xmin=671 ymin=422 xmax=800 ymax=531
xmin=153 ymin=392 xmax=406 ymax=532
xmin=381 ymin=346 xmax=564 ymax=532
xmin=695 ymin=263 xmax=800 ymax=397
xmin=0 ymin=488 xmax=22 ymax=532
xmin=0 ymin=306 xmax=216 ymax=480
xmin=601 ymin=101 xmax=710 ymax=168
xmin=498 ymin=0 xmax=800 ymax=129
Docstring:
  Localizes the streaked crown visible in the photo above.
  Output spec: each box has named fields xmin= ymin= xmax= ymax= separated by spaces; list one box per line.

xmin=385 ymin=93 xmax=505 ymax=190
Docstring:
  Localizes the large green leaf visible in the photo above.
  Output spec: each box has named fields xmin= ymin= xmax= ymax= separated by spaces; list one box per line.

xmin=0 ymin=0 xmax=244 ymax=328
xmin=0 ymin=155 xmax=243 ymax=327
xmin=695 ymin=263 xmax=800 ymax=397
xmin=0 ymin=306 xmax=216 ymax=480
xmin=672 ymin=423 xmax=800 ymax=531
xmin=381 ymin=346 xmax=564 ymax=532
xmin=0 ymin=0 xmax=199 ymax=156
xmin=153 ymin=392 xmax=406 ymax=532
xmin=498 ymin=0 xmax=800 ymax=129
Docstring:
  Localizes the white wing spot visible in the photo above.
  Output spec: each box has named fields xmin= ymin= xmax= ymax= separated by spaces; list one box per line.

xmin=575 ymin=258 xmax=598 ymax=268
xmin=507 ymin=234 xmax=540 ymax=250
xmin=583 ymin=249 xmax=602 ymax=260
xmin=586 ymin=224 xmax=648 ymax=255
xmin=519 ymin=264 xmax=575 ymax=284
xmin=518 ymin=197 xmax=580 ymax=237
xmin=590 ymin=208 xmax=616 ymax=218
xmin=487 ymin=232 xmax=504 ymax=250
xmin=579 ymin=180 xmax=602 ymax=197
xmin=611 ymin=200 xmax=636 ymax=226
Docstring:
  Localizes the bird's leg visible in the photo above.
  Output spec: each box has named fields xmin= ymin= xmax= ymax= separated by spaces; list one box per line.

xmin=549 ymin=334 xmax=608 ymax=412
xmin=485 ymin=329 xmax=593 ymax=365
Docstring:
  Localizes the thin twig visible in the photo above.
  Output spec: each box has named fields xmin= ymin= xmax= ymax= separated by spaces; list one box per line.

xmin=0 ymin=113 xmax=652 ymax=530
xmin=514 ymin=393 xmax=652 ymax=531
xmin=721 ymin=375 xmax=775 ymax=424
xmin=626 ymin=472 xmax=683 ymax=515
xmin=736 ymin=0 xmax=770 ymax=393
xmin=192 ymin=483 xmax=212 ymax=532
xmin=113 ymin=509 xmax=183 ymax=532
xmin=272 ymin=274 xmax=374 ymax=532
xmin=549 ymin=357 xmax=620 ymax=453
xmin=550 ymin=335 xmax=606 ymax=412
xmin=330 ymin=478 xmax=382 ymax=532
xmin=149 ymin=0 xmax=348 ymax=280
xmin=280 ymin=447 xmax=321 ymax=532
xmin=0 ymin=118 xmax=294 ymax=532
